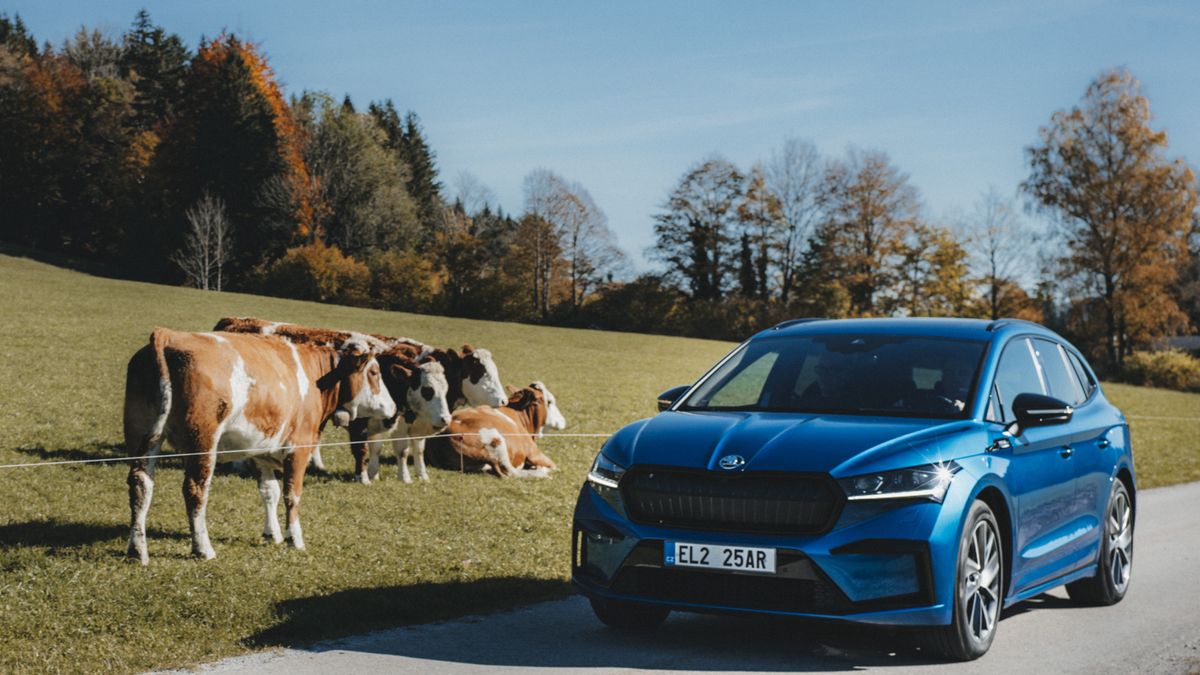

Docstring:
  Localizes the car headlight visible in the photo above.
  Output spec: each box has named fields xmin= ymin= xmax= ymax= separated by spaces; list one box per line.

xmin=839 ymin=462 xmax=961 ymax=503
xmin=587 ymin=453 xmax=626 ymax=490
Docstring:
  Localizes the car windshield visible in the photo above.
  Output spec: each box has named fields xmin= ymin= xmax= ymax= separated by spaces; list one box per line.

xmin=680 ymin=334 xmax=987 ymax=419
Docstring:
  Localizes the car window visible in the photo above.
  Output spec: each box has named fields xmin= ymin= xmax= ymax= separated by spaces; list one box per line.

xmin=993 ymin=338 xmax=1046 ymax=420
xmin=1033 ymin=338 xmax=1086 ymax=405
xmin=1068 ymin=351 xmax=1096 ymax=399
xmin=682 ymin=334 xmax=986 ymax=419
xmin=985 ymin=384 xmax=1004 ymax=424
xmin=706 ymin=351 xmax=778 ymax=408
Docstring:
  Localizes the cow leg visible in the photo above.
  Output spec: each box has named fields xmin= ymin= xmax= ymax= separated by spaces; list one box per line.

xmin=309 ymin=447 xmax=328 ymax=474
xmin=182 ymin=448 xmax=217 ymax=560
xmin=412 ymin=438 xmax=430 ymax=482
xmin=396 ymin=436 xmax=413 ymax=483
xmin=367 ymin=436 xmax=384 ymax=482
xmin=253 ymin=459 xmax=284 ymax=544
xmin=525 ymin=448 xmax=557 ymax=471
xmin=352 ymin=442 xmax=370 ymax=485
xmin=126 ymin=445 xmax=160 ymax=565
xmin=283 ymin=449 xmax=310 ymax=550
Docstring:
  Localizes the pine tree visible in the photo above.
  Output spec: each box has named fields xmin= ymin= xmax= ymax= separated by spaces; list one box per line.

xmin=0 ymin=13 xmax=37 ymax=56
xmin=400 ymin=111 xmax=444 ymax=242
xmin=119 ymin=9 xmax=190 ymax=131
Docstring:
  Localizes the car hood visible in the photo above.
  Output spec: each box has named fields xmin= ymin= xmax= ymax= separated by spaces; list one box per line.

xmin=607 ymin=410 xmax=975 ymax=477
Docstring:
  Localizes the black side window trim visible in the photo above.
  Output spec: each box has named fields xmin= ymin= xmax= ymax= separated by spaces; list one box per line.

xmin=1064 ymin=347 xmax=1099 ymax=407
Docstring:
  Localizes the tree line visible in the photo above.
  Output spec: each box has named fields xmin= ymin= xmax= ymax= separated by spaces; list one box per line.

xmin=1 ymin=12 xmax=1197 ymax=374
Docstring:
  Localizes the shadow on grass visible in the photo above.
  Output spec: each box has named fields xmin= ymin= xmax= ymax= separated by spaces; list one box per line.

xmin=246 ymin=576 xmax=572 ymax=649
xmin=247 ymin=580 xmax=951 ymax=671
xmin=13 ymin=442 xmax=127 ymax=464
xmin=0 ymin=518 xmax=186 ymax=550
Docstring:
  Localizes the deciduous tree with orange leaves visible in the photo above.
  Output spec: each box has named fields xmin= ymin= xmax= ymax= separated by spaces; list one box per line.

xmin=1023 ymin=69 xmax=1197 ymax=370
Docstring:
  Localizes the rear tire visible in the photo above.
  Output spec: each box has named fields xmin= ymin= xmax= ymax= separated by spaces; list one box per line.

xmin=919 ymin=500 xmax=1003 ymax=661
xmin=589 ymin=597 xmax=669 ymax=630
xmin=1067 ymin=480 xmax=1132 ymax=606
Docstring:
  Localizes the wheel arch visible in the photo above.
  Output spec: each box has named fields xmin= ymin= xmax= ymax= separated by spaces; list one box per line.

xmin=1115 ymin=465 xmax=1136 ymax=524
xmin=973 ymin=484 xmax=1013 ymax=604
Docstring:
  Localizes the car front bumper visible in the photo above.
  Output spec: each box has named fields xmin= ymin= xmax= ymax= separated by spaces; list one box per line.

xmin=571 ymin=479 xmax=967 ymax=626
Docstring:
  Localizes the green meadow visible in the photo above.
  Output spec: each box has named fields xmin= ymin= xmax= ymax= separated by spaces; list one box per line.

xmin=0 ymin=253 xmax=1195 ymax=673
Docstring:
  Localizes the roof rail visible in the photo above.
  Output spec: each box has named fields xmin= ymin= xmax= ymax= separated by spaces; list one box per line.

xmin=771 ymin=317 xmax=826 ymax=330
xmin=986 ymin=318 xmax=1043 ymax=332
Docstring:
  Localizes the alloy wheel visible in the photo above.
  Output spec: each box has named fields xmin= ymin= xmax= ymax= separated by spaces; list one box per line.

xmin=1108 ymin=489 xmax=1133 ymax=593
xmin=962 ymin=518 xmax=1001 ymax=643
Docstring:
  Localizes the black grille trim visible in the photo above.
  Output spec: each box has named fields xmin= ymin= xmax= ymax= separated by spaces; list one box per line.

xmin=619 ymin=466 xmax=843 ymax=535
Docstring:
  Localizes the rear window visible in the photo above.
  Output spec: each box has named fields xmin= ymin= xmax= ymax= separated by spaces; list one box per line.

xmin=1033 ymin=338 xmax=1087 ymax=405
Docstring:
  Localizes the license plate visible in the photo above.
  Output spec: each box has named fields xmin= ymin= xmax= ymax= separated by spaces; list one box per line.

xmin=664 ymin=541 xmax=776 ymax=574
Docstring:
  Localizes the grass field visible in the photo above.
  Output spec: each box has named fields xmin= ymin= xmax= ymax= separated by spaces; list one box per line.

xmin=0 ymin=253 xmax=1197 ymax=673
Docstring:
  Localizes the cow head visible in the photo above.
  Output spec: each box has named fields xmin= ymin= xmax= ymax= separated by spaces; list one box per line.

xmin=326 ymin=338 xmax=397 ymax=427
xmin=460 ymin=345 xmax=506 ymax=407
xmin=506 ymin=386 xmax=549 ymax=435
xmin=381 ymin=355 xmax=452 ymax=432
xmin=530 ymin=381 xmax=567 ymax=431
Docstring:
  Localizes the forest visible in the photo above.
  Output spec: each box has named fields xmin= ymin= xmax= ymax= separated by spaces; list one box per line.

xmin=1 ymin=11 xmax=1197 ymax=376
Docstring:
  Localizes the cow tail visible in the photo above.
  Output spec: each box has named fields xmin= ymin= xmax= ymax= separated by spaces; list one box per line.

xmin=124 ymin=328 xmax=174 ymax=467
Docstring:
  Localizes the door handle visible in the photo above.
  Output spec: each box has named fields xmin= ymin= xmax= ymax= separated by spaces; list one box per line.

xmin=1059 ymin=445 xmax=1074 ymax=458
xmin=1096 ymin=438 xmax=1111 ymax=449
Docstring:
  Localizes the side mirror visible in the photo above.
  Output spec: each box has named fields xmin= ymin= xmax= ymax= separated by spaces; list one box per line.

xmin=657 ymin=385 xmax=690 ymax=412
xmin=1011 ymin=393 xmax=1073 ymax=429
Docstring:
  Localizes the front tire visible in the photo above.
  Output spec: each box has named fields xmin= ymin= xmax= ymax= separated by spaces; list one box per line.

xmin=589 ymin=597 xmax=669 ymax=630
xmin=920 ymin=500 xmax=1003 ymax=661
xmin=1067 ymin=480 xmax=1132 ymax=606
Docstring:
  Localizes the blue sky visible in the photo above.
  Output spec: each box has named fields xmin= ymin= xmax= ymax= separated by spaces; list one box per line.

xmin=7 ymin=1 xmax=1199 ymax=269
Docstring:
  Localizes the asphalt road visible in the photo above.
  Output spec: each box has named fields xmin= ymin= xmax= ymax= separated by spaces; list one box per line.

xmin=179 ymin=481 xmax=1200 ymax=675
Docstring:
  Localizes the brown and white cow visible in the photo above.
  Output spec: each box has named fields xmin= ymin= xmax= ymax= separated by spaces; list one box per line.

xmin=425 ymin=383 xmax=560 ymax=478
xmin=123 ymin=328 xmax=396 ymax=563
xmin=214 ymin=317 xmax=455 ymax=483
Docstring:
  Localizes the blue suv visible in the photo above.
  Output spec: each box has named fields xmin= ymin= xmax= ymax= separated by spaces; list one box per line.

xmin=572 ymin=318 xmax=1134 ymax=660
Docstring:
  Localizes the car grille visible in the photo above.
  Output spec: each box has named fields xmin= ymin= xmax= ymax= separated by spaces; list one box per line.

xmin=619 ymin=468 xmax=840 ymax=535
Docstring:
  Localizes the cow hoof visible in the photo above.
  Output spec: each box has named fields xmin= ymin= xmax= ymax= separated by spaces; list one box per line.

xmin=127 ymin=546 xmax=149 ymax=566
xmin=285 ymin=537 xmax=306 ymax=551
xmin=418 ymin=474 xmax=430 ymax=483
xmin=192 ymin=548 xmax=216 ymax=560
xmin=357 ymin=474 xmax=371 ymax=486
xmin=262 ymin=533 xmax=284 ymax=544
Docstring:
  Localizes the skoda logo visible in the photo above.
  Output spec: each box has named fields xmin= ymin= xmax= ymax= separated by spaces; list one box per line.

xmin=718 ymin=454 xmax=745 ymax=470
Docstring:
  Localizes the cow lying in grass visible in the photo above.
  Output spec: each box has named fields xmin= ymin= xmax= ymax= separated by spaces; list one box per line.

xmin=123 ymin=328 xmax=396 ymax=563
xmin=213 ymin=317 xmax=455 ymax=484
xmin=425 ymin=382 xmax=564 ymax=478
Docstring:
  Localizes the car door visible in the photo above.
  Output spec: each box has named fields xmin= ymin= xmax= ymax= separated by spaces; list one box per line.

xmin=1041 ymin=343 xmax=1116 ymax=561
xmin=989 ymin=337 xmax=1079 ymax=593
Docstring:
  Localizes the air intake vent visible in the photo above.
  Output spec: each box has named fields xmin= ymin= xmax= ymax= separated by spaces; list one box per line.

xmin=620 ymin=468 xmax=840 ymax=535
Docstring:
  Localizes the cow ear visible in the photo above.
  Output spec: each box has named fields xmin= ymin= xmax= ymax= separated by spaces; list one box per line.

xmin=504 ymin=384 xmax=519 ymax=396
xmin=389 ymin=363 xmax=413 ymax=388
xmin=461 ymin=344 xmax=474 ymax=355
xmin=508 ymin=388 xmax=535 ymax=410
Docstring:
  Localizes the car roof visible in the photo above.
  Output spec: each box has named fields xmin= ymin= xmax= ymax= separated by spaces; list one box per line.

xmin=753 ymin=317 xmax=1066 ymax=345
